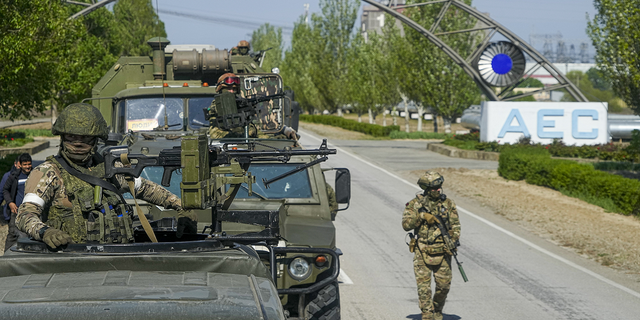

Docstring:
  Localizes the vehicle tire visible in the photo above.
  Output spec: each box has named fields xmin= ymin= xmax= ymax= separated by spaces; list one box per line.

xmin=305 ymin=280 xmax=340 ymax=320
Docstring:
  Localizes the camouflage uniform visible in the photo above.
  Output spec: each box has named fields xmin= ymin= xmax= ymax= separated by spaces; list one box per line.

xmin=17 ymin=156 xmax=182 ymax=243
xmin=16 ymin=103 xmax=193 ymax=246
xmin=403 ymin=172 xmax=461 ymax=320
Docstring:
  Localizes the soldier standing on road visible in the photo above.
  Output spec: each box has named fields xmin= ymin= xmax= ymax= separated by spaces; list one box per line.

xmin=403 ymin=171 xmax=461 ymax=320
xmin=16 ymin=103 xmax=198 ymax=249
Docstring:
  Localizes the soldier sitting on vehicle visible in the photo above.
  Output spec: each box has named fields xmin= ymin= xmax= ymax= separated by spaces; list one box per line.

xmin=16 ymin=103 xmax=198 ymax=249
xmin=209 ymin=73 xmax=298 ymax=141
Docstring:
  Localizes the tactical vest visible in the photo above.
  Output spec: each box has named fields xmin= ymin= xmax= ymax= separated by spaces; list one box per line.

xmin=46 ymin=156 xmax=134 ymax=244
xmin=416 ymin=196 xmax=453 ymax=247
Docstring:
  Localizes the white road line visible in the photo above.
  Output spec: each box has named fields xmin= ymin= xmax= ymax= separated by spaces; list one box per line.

xmin=338 ymin=268 xmax=354 ymax=285
xmin=302 ymin=129 xmax=640 ymax=299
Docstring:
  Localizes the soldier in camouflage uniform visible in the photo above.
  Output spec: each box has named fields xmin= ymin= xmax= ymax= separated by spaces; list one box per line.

xmin=237 ymin=40 xmax=250 ymax=56
xmin=403 ymin=171 xmax=461 ymax=320
xmin=17 ymin=103 xmax=198 ymax=249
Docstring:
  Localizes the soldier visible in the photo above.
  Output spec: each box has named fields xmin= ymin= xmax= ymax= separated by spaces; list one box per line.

xmin=403 ymin=171 xmax=461 ymax=320
xmin=16 ymin=103 xmax=198 ymax=249
xmin=237 ymin=40 xmax=250 ymax=56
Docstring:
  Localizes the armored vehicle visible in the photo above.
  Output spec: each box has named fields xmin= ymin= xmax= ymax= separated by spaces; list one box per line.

xmin=82 ymin=38 xmax=348 ymax=319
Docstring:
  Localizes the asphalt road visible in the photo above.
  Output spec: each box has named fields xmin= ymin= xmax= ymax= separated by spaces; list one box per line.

xmin=298 ymin=129 xmax=640 ymax=320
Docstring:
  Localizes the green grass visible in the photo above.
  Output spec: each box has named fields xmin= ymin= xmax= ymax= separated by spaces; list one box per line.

xmin=443 ymin=139 xmax=478 ymax=150
xmin=558 ymin=188 xmax=622 ymax=213
xmin=13 ymin=129 xmax=54 ymax=138
xmin=0 ymin=138 xmax=34 ymax=148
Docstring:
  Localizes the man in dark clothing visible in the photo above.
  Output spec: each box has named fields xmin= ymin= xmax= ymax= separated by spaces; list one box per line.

xmin=0 ymin=158 xmax=20 ymax=252
xmin=3 ymin=153 xmax=32 ymax=251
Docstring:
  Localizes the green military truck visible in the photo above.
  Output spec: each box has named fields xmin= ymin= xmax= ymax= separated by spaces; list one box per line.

xmin=86 ymin=38 xmax=348 ymax=319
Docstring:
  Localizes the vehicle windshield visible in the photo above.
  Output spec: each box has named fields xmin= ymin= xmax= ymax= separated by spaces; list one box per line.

xmin=188 ymin=97 xmax=214 ymax=129
xmin=125 ymin=98 xmax=184 ymax=131
xmin=123 ymin=167 xmax=182 ymax=200
xmin=231 ymin=163 xmax=312 ymax=199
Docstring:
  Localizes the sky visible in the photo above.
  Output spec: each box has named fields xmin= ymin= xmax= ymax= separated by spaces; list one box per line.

xmin=153 ymin=0 xmax=597 ymax=59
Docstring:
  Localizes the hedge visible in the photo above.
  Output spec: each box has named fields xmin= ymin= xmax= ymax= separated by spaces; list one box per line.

xmin=300 ymin=115 xmax=399 ymax=137
xmin=498 ymin=147 xmax=640 ymax=215
xmin=389 ymin=131 xmax=450 ymax=139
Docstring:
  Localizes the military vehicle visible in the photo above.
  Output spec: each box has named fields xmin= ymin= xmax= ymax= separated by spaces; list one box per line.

xmin=80 ymin=38 xmax=348 ymax=319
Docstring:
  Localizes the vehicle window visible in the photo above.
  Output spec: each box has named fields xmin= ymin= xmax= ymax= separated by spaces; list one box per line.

xmin=188 ymin=97 xmax=214 ymax=129
xmin=231 ymin=163 xmax=312 ymax=199
xmin=123 ymin=167 xmax=181 ymax=200
xmin=125 ymin=98 xmax=184 ymax=131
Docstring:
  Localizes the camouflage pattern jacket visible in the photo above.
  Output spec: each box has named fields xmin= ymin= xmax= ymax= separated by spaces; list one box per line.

xmin=17 ymin=155 xmax=182 ymax=243
xmin=402 ymin=193 xmax=461 ymax=256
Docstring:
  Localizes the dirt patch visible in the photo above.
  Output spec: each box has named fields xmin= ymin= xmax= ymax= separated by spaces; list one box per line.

xmin=420 ymin=167 xmax=640 ymax=273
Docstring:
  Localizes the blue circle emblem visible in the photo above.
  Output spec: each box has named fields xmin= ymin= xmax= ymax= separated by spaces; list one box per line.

xmin=491 ymin=53 xmax=513 ymax=75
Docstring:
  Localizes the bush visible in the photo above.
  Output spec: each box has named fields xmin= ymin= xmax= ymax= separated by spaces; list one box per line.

xmin=0 ymin=129 xmax=33 ymax=147
xmin=0 ymin=153 xmax=19 ymax=175
xmin=389 ymin=131 xmax=450 ymax=139
xmin=498 ymin=146 xmax=640 ymax=215
xmin=300 ymin=115 xmax=399 ymax=137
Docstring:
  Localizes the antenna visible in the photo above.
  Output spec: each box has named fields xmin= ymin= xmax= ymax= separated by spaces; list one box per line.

xmin=304 ymin=3 xmax=310 ymax=25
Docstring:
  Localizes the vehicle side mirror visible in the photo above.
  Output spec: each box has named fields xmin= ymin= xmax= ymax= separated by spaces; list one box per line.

xmin=335 ymin=168 xmax=350 ymax=205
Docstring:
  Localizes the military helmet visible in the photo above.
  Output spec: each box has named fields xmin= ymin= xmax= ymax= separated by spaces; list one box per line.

xmin=237 ymin=40 xmax=250 ymax=48
xmin=216 ymin=72 xmax=240 ymax=92
xmin=417 ymin=171 xmax=444 ymax=190
xmin=52 ymin=103 xmax=108 ymax=140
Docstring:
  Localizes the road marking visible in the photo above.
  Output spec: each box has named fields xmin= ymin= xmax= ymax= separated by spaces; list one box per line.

xmin=338 ymin=268 xmax=354 ymax=285
xmin=302 ymin=130 xmax=640 ymax=300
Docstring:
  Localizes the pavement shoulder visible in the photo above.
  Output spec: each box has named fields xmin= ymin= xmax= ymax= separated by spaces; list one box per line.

xmin=427 ymin=142 xmax=499 ymax=161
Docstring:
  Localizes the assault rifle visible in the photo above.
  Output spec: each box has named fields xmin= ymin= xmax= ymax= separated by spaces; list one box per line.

xmin=434 ymin=214 xmax=469 ymax=282
xmin=207 ymin=91 xmax=285 ymax=131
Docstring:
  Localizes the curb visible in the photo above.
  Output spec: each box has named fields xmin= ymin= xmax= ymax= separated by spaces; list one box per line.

xmin=0 ymin=140 xmax=50 ymax=158
xmin=427 ymin=142 xmax=500 ymax=161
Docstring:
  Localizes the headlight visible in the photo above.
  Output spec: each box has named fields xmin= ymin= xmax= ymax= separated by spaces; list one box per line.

xmin=288 ymin=257 xmax=312 ymax=281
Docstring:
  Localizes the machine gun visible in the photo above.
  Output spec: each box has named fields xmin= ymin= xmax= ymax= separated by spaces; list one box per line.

xmin=434 ymin=214 xmax=469 ymax=282
xmin=206 ymin=91 xmax=285 ymax=131
xmin=103 ymin=136 xmax=336 ymax=237
xmin=250 ymin=47 xmax=273 ymax=67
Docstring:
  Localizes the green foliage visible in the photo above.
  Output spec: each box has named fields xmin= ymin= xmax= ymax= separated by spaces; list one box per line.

xmin=281 ymin=0 xmax=360 ymax=113
xmin=251 ymin=23 xmax=283 ymax=72
xmin=0 ymin=129 xmax=33 ymax=147
xmin=0 ymin=0 xmax=77 ymax=120
xmin=13 ymin=129 xmax=54 ymax=138
xmin=588 ymin=1 xmax=640 ymax=113
xmin=113 ymin=0 xmax=166 ymax=56
xmin=586 ymin=67 xmax=611 ymax=91
xmin=300 ymin=115 xmax=399 ymax=137
xmin=592 ymin=161 xmax=640 ymax=172
xmin=0 ymin=154 xmax=19 ymax=175
xmin=516 ymin=78 xmax=544 ymax=88
xmin=389 ymin=131 xmax=450 ymax=139
xmin=562 ymin=70 xmax=623 ymax=113
xmin=498 ymin=147 xmax=640 ymax=215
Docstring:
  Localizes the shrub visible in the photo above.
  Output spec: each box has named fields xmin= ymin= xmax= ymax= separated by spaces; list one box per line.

xmin=389 ymin=131 xmax=450 ymax=139
xmin=300 ymin=115 xmax=399 ymax=137
xmin=499 ymin=146 xmax=640 ymax=215
xmin=0 ymin=153 xmax=19 ymax=175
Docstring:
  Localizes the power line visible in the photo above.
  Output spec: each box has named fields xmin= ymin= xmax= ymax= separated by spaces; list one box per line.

xmin=157 ymin=9 xmax=293 ymax=35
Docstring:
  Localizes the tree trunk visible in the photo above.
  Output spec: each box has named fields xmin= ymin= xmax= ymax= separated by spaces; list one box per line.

xmin=382 ymin=109 xmax=387 ymax=127
xmin=337 ymin=108 xmax=343 ymax=117
xmin=433 ymin=112 xmax=438 ymax=133
xmin=51 ymin=101 xmax=58 ymax=126
xmin=368 ymin=108 xmax=374 ymax=124
xmin=443 ymin=116 xmax=452 ymax=134
xmin=403 ymin=96 xmax=410 ymax=132
xmin=392 ymin=106 xmax=398 ymax=126
xmin=357 ymin=112 xmax=362 ymax=123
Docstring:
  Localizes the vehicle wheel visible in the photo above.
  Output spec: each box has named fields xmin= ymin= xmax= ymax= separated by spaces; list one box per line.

xmin=305 ymin=280 xmax=340 ymax=320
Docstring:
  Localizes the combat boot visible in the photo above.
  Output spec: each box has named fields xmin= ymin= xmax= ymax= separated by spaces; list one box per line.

xmin=433 ymin=311 xmax=443 ymax=320
xmin=422 ymin=312 xmax=435 ymax=320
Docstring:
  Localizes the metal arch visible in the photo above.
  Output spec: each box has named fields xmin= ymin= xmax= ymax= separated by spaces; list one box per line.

xmin=362 ymin=0 xmax=588 ymax=102
xmin=66 ymin=0 xmax=117 ymax=20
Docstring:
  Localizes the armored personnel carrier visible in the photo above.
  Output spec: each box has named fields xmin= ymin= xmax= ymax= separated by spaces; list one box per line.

xmin=80 ymin=38 xmax=349 ymax=319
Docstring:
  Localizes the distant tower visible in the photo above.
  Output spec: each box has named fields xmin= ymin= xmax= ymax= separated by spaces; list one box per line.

xmin=556 ymin=40 xmax=568 ymax=63
xmin=542 ymin=38 xmax=554 ymax=62
xmin=579 ymin=42 xmax=589 ymax=63
xmin=568 ymin=44 xmax=576 ymax=63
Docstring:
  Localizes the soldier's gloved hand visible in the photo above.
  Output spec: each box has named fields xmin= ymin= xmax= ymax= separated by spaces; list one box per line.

xmin=420 ymin=211 xmax=437 ymax=225
xmin=177 ymin=209 xmax=198 ymax=238
xmin=283 ymin=126 xmax=299 ymax=140
xmin=42 ymin=228 xmax=73 ymax=249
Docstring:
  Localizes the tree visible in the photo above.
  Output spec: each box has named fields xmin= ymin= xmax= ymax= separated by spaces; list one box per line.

xmin=0 ymin=0 xmax=81 ymax=119
xmin=251 ymin=23 xmax=283 ymax=72
xmin=586 ymin=67 xmax=611 ymax=91
xmin=113 ymin=0 xmax=166 ymax=56
xmin=517 ymin=77 xmax=544 ymax=88
xmin=588 ymin=0 xmax=640 ymax=114
xmin=562 ymin=70 xmax=623 ymax=113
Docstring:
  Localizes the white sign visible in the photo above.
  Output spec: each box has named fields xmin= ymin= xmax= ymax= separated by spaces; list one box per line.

xmin=480 ymin=101 xmax=609 ymax=146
